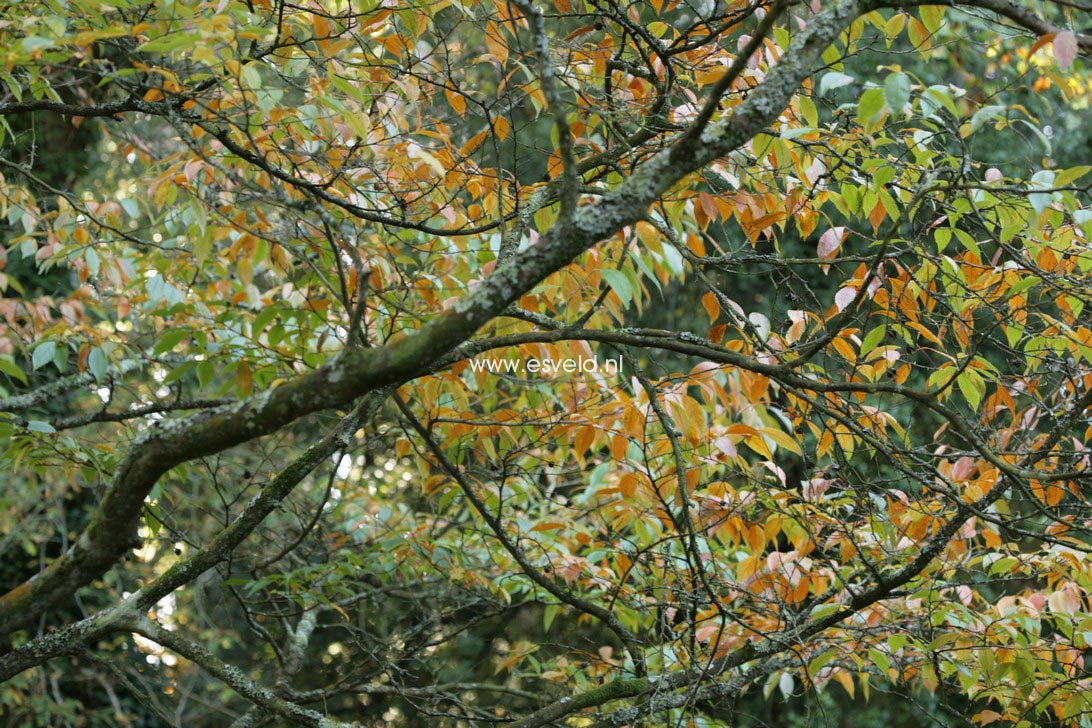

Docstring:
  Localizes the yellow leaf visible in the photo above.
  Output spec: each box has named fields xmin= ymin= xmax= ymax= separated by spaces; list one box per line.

xmin=762 ymin=428 xmax=802 ymax=456
xmin=446 ymin=88 xmax=466 ymax=116
xmin=832 ymin=670 xmax=855 ymax=698
xmin=236 ymin=360 xmax=253 ymax=397
xmin=494 ymin=115 xmax=510 ymax=141
xmin=485 ymin=22 xmax=508 ymax=65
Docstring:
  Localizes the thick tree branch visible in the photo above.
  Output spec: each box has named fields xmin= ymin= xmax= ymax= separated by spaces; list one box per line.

xmin=0 ymin=97 xmax=145 ymax=118
xmin=512 ymin=0 xmax=580 ymax=214
xmin=884 ymin=0 xmax=1092 ymax=52
xmin=0 ymin=391 xmax=388 ymax=653
xmin=130 ymin=615 xmax=359 ymax=728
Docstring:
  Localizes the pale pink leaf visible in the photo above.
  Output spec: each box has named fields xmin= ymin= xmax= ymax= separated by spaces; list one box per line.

xmin=817 ymin=226 xmax=845 ymax=274
xmin=713 ymin=436 xmax=737 ymax=458
xmin=1054 ymin=31 xmax=1077 ymax=69
xmin=1048 ymin=584 xmax=1081 ymax=615
xmin=818 ymin=227 xmax=845 ymax=259
xmin=786 ymin=309 xmax=807 ymax=344
xmin=803 ymin=478 xmax=831 ymax=501
xmin=952 ymin=456 xmax=976 ymax=481
xmin=834 ymin=286 xmax=857 ymax=311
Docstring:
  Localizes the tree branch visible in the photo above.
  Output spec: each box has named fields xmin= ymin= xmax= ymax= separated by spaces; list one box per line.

xmin=130 ymin=615 xmax=359 ymax=728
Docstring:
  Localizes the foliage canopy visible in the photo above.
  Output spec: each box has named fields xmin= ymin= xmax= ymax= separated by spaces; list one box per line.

xmin=1 ymin=0 xmax=1091 ymax=725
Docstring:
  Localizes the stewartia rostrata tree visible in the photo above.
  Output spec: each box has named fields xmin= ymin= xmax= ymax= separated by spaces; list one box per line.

xmin=0 ymin=0 xmax=1090 ymax=725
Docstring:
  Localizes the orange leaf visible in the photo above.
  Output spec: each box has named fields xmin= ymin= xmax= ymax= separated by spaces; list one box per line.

xmin=1028 ymin=32 xmax=1056 ymax=59
xmin=460 ymin=128 xmax=489 ymax=156
xmin=564 ymin=24 xmax=596 ymax=41
xmin=686 ymin=233 xmax=706 ymax=256
xmin=575 ymin=425 xmax=596 ymax=455
xmin=702 ymin=292 xmax=720 ymax=324
xmin=869 ymin=199 xmax=886 ymax=233
xmin=907 ymin=17 xmax=931 ymax=50
xmin=618 ymin=472 xmax=638 ymax=498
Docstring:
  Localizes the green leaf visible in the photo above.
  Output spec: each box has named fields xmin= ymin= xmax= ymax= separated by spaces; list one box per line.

xmin=868 ymin=648 xmax=891 ymax=675
xmin=1029 ymin=170 xmax=1056 ymax=214
xmin=154 ymin=328 xmax=190 ymax=355
xmin=163 ymin=361 xmax=197 ymax=384
xmin=920 ymin=5 xmax=945 ymax=34
xmin=53 ymin=344 xmax=68 ymax=374
xmin=196 ymin=360 xmax=215 ymax=389
xmin=797 ymin=93 xmax=818 ymax=126
xmin=144 ymin=503 xmax=163 ymax=536
xmin=861 ymin=325 xmax=886 ymax=355
xmin=242 ymin=62 xmax=262 ymax=89
xmin=0 ymin=356 xmax=28 ymax=384
xmin=857 ymin=88 xmax=886 ymax=131
xmin=819 ymin=71 xmax=855 ymax=94
xmin=920 ymin=85 xmax=956 ymax=118
xmin=27 ymin=420 xmax=55 ymax=434
xmin=807 ymin=648 xmax=836 ymax=678
xmin=601 ymin=269 xmax=633 ymax=309
xmin=32 ymin=341 xmax=56 ymax=371
xmin=957 ymin=370 xmax=985 ymax=411
xmin=136 ymin=33 xmax=194 ymax=54
xmin=22 ymin=36 xmax=55 ymax=52
xmin=543 ymin=604 xmax=560 ymax=633
xmin=1008 ymin=275 xmax=1041 ymax=296
xmin=970 ymin=104 xmax=1007 ymax=134
xmin=1054 ymin=165 xmax=1091 ymax=186
xmin=780 ymin=126 xmax=817 ymax=140
xmin=883 ymin=72 xmax=910 ymax=113
xmin=809 ymin=603 xmax=843 ymax=621
xmin=84 ymin=247 xmax=100 ymax=276
xmin=88 ymin=347 xmax=108 ymax=382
